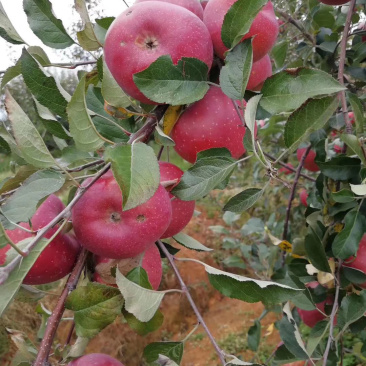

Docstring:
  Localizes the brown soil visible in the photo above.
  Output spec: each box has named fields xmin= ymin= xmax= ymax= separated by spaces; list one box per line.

xmin=1 ymin=206 xmax=280 ymax=366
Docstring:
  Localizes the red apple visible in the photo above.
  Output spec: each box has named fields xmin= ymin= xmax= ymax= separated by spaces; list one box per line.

xmin=134 ymin=0 xmax=203 ymax=19
xmin=359 ymin=22 xmax=366 ymax=43
xmin=72 ymin=171 xmax=172 ymax=259
xmin=68 ymin=353 xmax=125 ymax=366
xmin=279 ymin=163 xmax=294 ymax=175
xmin=296 ymin=148 xmax=319 ymax=172
xmin=94 ymin=243 xmax=163 ymax=290
xmin=247 ymin=54 xmax=272 ymax=91
xmin=172 ymin=86 xmax=247 ymax=163
xmin=0 ymin=195 xmax=80 ymax=285
xmin=344 ymin=235 xmax=366 ymax=288
xmin=159 ymin=162 xmax=195 ymax=238
xmin=299 ymin=189 xmax=308 ymax=207
xmin=334 ymin=144 xmax=343 ymax=154
xmin=203 ymin=1 xmax=279 ymax=61
xmin=104 ymin=2 xmax=213 ymax=104
xmin=319 ymin=0 xmax=349 ymax=5
xmin=348 ymin=112 xmax=355 ymax=124
xmin=283 ymin=362 xmax=305 ymax=366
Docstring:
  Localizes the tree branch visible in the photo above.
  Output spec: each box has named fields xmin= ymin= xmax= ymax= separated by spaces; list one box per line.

xmin=157 ymin=240 xmax=226 ymax=366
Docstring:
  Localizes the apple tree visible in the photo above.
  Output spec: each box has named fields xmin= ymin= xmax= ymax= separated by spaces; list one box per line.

xmin=0 ymin=0 xmax=365 ymax=365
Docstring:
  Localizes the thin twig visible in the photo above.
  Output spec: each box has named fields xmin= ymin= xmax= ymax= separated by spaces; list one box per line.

xmin=231 ymin=99 xmax=246 ymax=127
xmin=157 ymin=240 xmax=226 ymax=366
xmin=264 ymin=152 xmax=316 ymax=182
xmin=65 ymin=159 xmax=105 ymax=172
xmin=33 ymin=249 xmax=88 ymax=366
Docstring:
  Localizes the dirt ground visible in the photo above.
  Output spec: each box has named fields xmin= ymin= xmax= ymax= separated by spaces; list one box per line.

xmin=1 ymin=206 xmax=281 ymax=366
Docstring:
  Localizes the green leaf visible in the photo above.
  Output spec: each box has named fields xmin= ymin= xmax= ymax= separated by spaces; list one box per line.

xmin=0 ymin=127 xmax=25 ymax=164
xmin=220 ymin=40 xmax=253 ymax=100
xmin=260 ymin=68 xmax=345 ymax=114
xmin=126 ymin=266 xmax=153 ymax=290
xmin=226 ymin=355 xmax=263 ymax=365
xmin=1 ymin=64 xmax=21 ymax=89
xmin=21 ymin=48 xmax=68 ymax=119
xmin=338 ymin=292 xmax=366 ymax=333
xmin=0 ymin=221 xmax=13 ymax=249
xmin=102 ymin=61 xmax=131 ymax=108
xmin=332 ymin=210 xmax=366 ymax=259
xmin=348 ymin=93 xmax=364 ymax=136
xmin=173 ymin=233 xmax=212 ymax=252
xmin=304 ymin=227 xmax=332 ymax=273
xmin=223 ymin=188 xmax=264 ymax=213
xmin=154 ymin=125 xmax=175 ymax=147
xmin=0 ymin=3 xmax=24 ymax=44
xmin=248 ymin=320 xmax=261 ymax=351
xmin=65 ymin=282 xmax=123 ymax=338
xmin=94 ymin=17 xmax=114 ymax=45
xmin=5 ymin=90 xmax=56 ymax=168
xmin=67 ymin=75 xmax=107 ymax=152
xmin=221 ymin=0 xmax=267 ymax=50
xmin=284 ymin=96 xmax=339 ymax=151
xmin=1 ymin=170 xmax=65 ymax=225
xmin=0 ymin=237 xmax=49 ymax=316
xmin=123 ymin=308 xmax=164 ymax=336
xmin=27 ymin=45 xmax=50 ymax=65
xmin=340 ymin=134 xmax=366 ymax=166
xmin=104 ymin=143 xmax=160 ymax=211
xmin=272 ymin=40 xmax=288 ymax=69
xmin=306 ymin=321 xmax=329 ymax=357
xmin=172 ymin=148 xmax=237 ymax=201
xmin=144 ymin=342 xmax=184 ymax=364
xmin=0 ymin=165 xmax=38 ymax=195
xmin=75 ymin=0 xmax=101 ymax=51
xmin=331 ymin=189 xmax=355 ymax=203
xmin=23 ymin=0 xmax=74 ymax=49
xmin=318 ymin=157 xmax=361 ymax=181
xmin=0 ymin=135 xmax=10 ymax=154
xmin=134 ymin=56 xmax=209 ymax=105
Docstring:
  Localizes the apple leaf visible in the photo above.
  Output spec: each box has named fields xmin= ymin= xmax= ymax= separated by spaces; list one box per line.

xmin=247 ymin=320 xmax=261 ymax=352
xmin=272 ymin=40 xmax=288 ymax=69
xmin=5 ymin=90 xmax=56 ymax=168
xmin=260 ymin=68 xmax=345 ymax=114
xmin=0 ymin=221 xmax=13 ymax=249
xmin=1 ymin=170 xmax=65 ymax=226
xmin=173 ymin=233 xmax=212 ymax=252
xmin=0 ymin=165 xmax=38 ymax=195
xmin=318 ymin=157 xmax=361 ymax=181
xmin=21 ymin=48 xmax=68 ymax=119
xmin=348 ymin=93 xmax=364 ymax=135
xmin=144 ymin=342 xmax=184 ymax=365
xmin=94 ymin=17 xmax=115 ymax=45
xmin=306 ymin=321 xmax=329 ymax=358
xmin=226 ymin=356 xmax=264 ymax=365
xmin=154 ymin=125 xmax=175 ymax=147
xmin=223 ymin=188 xmax=264 ymax=213
xmin=134 ymin=56 xmax=209 ymax=105
xmin=172 ymin=148 xmax=237 ymax=201
xmin=0 ymin=237 xmax=49 ymax=317
xmin=23 ymin=0 xmax=74 ymax=49
xmin=340 ymin=134 xmax=366 ymax=166
xmin=67 ymin=75 xmax=107 ymax=152
xmin=284 ymin=96 xmax=339 ymax=151
xmin=332 ymin=210 xmax=366 ymax=259
xmin=331 ymin=190 xmax=355 ymax=203
xmin=220 ymin=40 xmax=253 ymax=100
xmin=338 ymin=292 xmax=366 ymax=333
xmin=101 ymin=61 xmax=131 ymax=108
xmin=74 ymin=0 xmax=101 ymax=51
xmin=350 ymin=184 xmax=366 ymax=196
xmin=0 ymin=3 xmax=24 ymax=44
xmin=104 ymin=143 xmax=160 ymax=211
xmin=221 ymin=0 xmax=267 ymax=50
xmin=65 ymin=282 xmax=123 ymax=338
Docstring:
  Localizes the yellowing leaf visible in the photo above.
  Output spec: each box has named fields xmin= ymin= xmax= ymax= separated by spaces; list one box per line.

xmin=334 ymin=223 xmax=344 ymax=233
xmin=265 ymin=323 xmax=274 ymax=337
xmin=279 ymin=240 xmax=292 ymax=252
xmin=163 ymin=105 xmax=183 ymax=135
xmin=104 ymin=101 xmax=134 ymax=119
xmin=265 ymin=227 xmax=292 ymax=252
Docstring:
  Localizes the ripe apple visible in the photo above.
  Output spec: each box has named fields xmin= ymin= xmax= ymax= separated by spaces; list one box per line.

xmin=359 ymin=22 xmax=366 ymax=42
xmin=299 ymin=189 xmax=308 ymax=207
xmin=172 ymin=86 xmax=247 ymax=163
xmin=319 ymin=0 xmax=349 ymax=4
xmin=348 ymin=111 xmax=355 ymax=124
xmin=159 ymin=162 xmax=195 ymax=238
xmin=104 ymin=2 xmax=213 ymax=104
xmin=72 ymin=171 xmax=172 ymax=259
xmin=0 ymin=195 xmax=80 ymax=285
xmin=279 ymin=163 xmax=294 ymax=175
xmin=68 ymin=353 xmax=125 ymax=366
xmin=203 ymin=1 xmax=279 ymax=61
xmin=344 ymin=235 xmax=366 ymax=289
xmin=94 ymin=243 xmax=163 ymax=290
xmin=134 ymin=0 xmax=204 ymax=19
xmin=247 ymin=54 xmax=272 ymax=91
xmin=334 ymin=143 xmax=343 ymax=154
xmin=296 ymin=148 xmax=319 ymax=172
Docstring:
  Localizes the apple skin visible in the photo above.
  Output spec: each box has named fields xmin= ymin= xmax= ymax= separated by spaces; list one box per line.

xmin=94 ymin=243 xmax=163 ymax=290
xmin=247 ymin=54 xmax=272 ymax=91
xmin=68 ymin=353 xmax=125 ymax=366
xmin=344 ymin=235 xmax=366 ymax=289
xmin=203 ymin=1 xmax=279 ymax=61
xmin=172 ymin=86 xmax=247 ymax=163
xmin=0 ymin=195 xmax=80 ymax=285
xmin=279 ymin=163 xmax=294 ymax=175
xmin=201 ymin=0 xmax=209 ymax=9
xmin=104 ymin=2 xmax=213 ymax=104
xmin=72 ymin=171 xmax=172 ymax=259
xmin=159 ymin=162 xmax=195 ymax=238
xmin=348 ymin=112 xmax=355 ymax=124
xmin=134 ymin=0 xmax=203 ymax=19
xmin=296 ymin=148 xmax=319 ymax=172
xmin=334 ymin=144 xmax=342 ymax=154
xmin=319 ymin=0 xmax=349 ymax=5
xmin=299 ymin=189 xmax=308 ymax=207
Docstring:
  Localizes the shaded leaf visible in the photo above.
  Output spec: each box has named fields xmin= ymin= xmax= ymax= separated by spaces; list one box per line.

xmin=338 ymin=292 xmax=366 ymax=333
xmin=0 ymin=3 xmax=24 ymax=44
xmin=173 ymin=233 xmax=212 ymax=252
xmin=318 ymin=157 xmax=361 ymax=181
xmin=340 ymin=134 xmax=366 ymax=166
xmin=144 ymin=342 xmax=184 ymax=365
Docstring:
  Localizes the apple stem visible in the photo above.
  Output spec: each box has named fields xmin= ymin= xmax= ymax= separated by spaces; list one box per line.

xmin=157 ymin=240 xmax=227 ymax=366
xmin=282 ymin=145 xmax=311 ymax=250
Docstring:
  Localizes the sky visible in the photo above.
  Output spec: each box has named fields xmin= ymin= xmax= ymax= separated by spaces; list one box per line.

xmin=0 ymin=0 xmax=133 ymax=71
